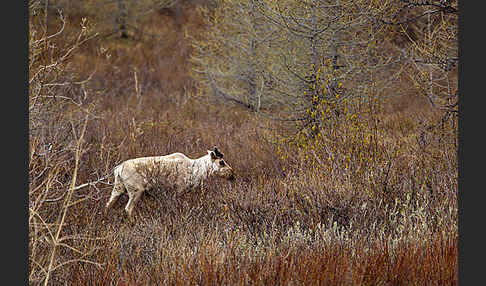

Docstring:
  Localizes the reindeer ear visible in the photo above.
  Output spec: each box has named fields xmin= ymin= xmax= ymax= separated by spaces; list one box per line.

xmin=213 ymin=146 xmax=224 ymax=158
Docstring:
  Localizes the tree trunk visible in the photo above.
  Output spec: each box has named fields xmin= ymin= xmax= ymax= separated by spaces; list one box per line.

xmin=117 ymin=0 xmax=128 ymax=38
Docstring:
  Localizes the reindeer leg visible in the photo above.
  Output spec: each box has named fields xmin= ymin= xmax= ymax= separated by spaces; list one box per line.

xmin=106 ymin=176 xmax=124 ymax=210
xmin=125 ymin=189 xmax=144 ymax=218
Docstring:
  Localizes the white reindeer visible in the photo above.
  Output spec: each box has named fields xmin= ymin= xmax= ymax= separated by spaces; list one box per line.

xmin=105 ymin=146 xmax=235 ymax=218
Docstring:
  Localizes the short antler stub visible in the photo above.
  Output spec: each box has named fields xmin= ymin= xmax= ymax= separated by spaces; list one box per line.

xmin=213 ymin=146 xmax=224 ymax=158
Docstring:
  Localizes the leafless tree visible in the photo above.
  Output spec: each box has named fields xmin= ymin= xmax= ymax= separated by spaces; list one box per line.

xmin=193 ymin=0 xmax=404 ymax=138
xmin=191 ymin=0 xmax=280 ymax=111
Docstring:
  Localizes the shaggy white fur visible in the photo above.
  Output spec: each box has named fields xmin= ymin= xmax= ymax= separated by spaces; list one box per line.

xmin=105 ymin=147 xmax=235 ymax=218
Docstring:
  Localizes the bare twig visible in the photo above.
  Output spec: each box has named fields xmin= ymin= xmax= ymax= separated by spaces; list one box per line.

xmin=43 ymin=114 xmax=89 ymax=286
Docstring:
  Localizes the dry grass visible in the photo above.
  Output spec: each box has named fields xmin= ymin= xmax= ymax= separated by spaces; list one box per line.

xmin=29 ymin=2 xmax=458 ymax=285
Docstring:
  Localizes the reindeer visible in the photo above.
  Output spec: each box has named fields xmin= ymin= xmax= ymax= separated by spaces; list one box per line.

xmin=105 ymin=146 xmax=235 ymax=218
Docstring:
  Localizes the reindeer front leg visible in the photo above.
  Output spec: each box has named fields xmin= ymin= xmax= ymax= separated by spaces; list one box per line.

xmin=125 ymin=188 xmax=144 ymax=218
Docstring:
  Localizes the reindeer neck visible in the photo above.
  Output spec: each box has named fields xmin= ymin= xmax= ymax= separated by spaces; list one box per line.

xmin=193 ymin=154 xmax=214 ymax=178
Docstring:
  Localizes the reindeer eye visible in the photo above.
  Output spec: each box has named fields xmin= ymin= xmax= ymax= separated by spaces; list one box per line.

xmin=219 ymin=161 xmax=225 ymax=167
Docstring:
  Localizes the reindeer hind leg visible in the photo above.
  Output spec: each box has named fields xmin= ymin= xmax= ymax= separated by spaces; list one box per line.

xmin=106 ymin=175 xmax=125 ymax=209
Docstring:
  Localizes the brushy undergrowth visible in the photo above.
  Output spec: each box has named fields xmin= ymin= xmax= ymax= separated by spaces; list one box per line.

xmin=29 ymin=2 xmax=457 ymax=285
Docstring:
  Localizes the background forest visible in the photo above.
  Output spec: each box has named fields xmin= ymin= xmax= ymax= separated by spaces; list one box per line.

xmin=29 ymin=0 xmax=458 ymax=285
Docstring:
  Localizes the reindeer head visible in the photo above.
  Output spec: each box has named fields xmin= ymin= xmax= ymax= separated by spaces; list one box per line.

xmin=208 ymin=146 xmax=235 ymax=181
